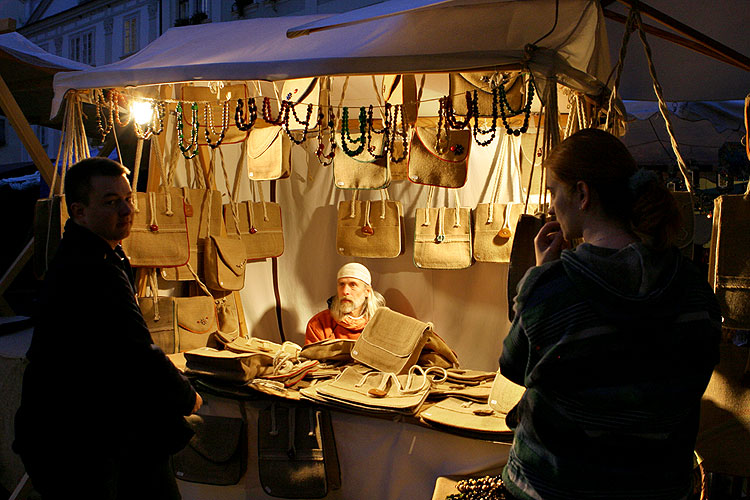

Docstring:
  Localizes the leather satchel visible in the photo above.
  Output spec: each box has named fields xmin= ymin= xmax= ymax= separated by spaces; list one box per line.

xmin=162 ymin=187 xmax=223 ymax=281
xmin=246 ymin=125 xmax=292 ymax=181
xmin=139 ymin=269 xmax=179 ymax=354
xmin=708 ymin=193 xmax=750 ymax=331
xmin=203 ymin=235 xmax=246 ymax=291
xmin=122 ymin=190 xmax=190 ymax=268
xmin=414 ymin=187 xmax=473 ymax=270
xmin=336 ymin=189 xmax=403 ymax=258
xmin=351 ymin=307 xmax=433 ymax=375
xmin=408 ymin=127 xmax=471 ymax=188
xmin=184 ymin=347 xmax=273 ymax=383
xmin=300 ymin=339 xmax=356 ymax=363
xmin=449 ymin=71 xmax=525 ymax=117
xmin=419 ymin=397 xmax=514 ymax=438
xmin=224 ymin=177 xmax=284 ymax=260
xmin=175 ymin=266 xmax=220 ymax=351
xmin=172 ymin=414 xmax=247 ymax=485
xmin=258 ymin=402 xmax=340 ymax=499
xmin=333 ymin=134 xmax=390 ymax=190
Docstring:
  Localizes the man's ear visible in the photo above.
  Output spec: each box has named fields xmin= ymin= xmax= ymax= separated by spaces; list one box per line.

xmin=68 ymin=201 xmax=86 ymax=222
xmin=576 ymin=181 xmax=591 ymax=210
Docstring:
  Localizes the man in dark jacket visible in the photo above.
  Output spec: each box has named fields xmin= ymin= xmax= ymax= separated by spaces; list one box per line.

xmin=14 ymin=157 xmax=201 ymax=500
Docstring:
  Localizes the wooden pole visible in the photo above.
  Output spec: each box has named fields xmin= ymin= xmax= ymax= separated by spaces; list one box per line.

xmin=0 ymin=239 xmax=34 ymax=316
xmin=615 ymin=0 xmax=750 ymax=71
xmin=0 ymin=73 xmax=56 ymax=188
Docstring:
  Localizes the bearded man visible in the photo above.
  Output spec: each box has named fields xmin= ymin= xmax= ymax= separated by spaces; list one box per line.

xmin=304 ymin=263 xmax=386 ymax=344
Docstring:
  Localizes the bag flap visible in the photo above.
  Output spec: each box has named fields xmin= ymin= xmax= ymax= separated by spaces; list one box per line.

xmin=176 ymin=296 xmax=217 ymax=334
xmin=211 ymin=235 xmax=246 ymax=277
xmin=248 ymin=126 xmax=283 ymax=159
xmin=422 ymin=331 xmax=459 ymax=368
xmin=352 ymin=307 xmax=430 ymax=368
xmin=488 ymin=370 xmax=525 ymax=414
xmin=184 ymin=414 xmax=244 ymax=463
xmin=414 ymin=127 xmax=470 ymax=163
xmin=338 ymin=133 xmax=384 ymax=164
xmin=301 ymin=338 xmax=356 ymax=361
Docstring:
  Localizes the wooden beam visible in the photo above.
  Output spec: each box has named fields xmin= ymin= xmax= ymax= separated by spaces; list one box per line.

xmin=0 ymin=239 xmax=34 ymax=316
xmin=603 ymin=9 xmax=745 ymax=70
xmin=616 ymin=0 xmax=750 ymax=71
xmin=0 ymin=73 xmax=56 ymax=188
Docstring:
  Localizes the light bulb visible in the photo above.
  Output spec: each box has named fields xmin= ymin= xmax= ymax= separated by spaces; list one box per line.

xmin=131 ymin=100 xmax=154 ymax=126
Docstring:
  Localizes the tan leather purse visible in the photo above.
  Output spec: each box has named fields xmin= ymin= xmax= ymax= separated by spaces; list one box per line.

xmin=336 ymin=189 xmax=403 ymax=258
xmin=139 ymin=269 xmax=178 ymax=354
xmin=123 ymin=190 xmax=189 ymax=268
xmin=224 ymin=185 xmax=284 ymax=260
xmin=351 ymin=307 xmax=433 ymax=375
xmin=203 ymin=235 xmax=246 ymax=291
xmin=246 ymin=125 xmax=292 ymax=181
xmin=333 ymin=133 xmax=390 ymax=190
xmin=473 ymin=134 xmax=534 ymax=263
xmin=175 ymin=265 xmax=220 ymax=352
xmin=414 ymin=187 xmax=473 ymax=270
xmin=408 ymin=127 xmax=470 ymax=188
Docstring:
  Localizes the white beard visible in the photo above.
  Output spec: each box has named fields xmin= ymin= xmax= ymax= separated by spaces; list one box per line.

xmin=331 ymin=295 xmax=366 ymax=322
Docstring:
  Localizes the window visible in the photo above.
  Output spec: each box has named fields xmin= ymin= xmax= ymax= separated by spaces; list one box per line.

xmin=178 ymin=0 xmax=190 ymax=20
xmin=123 ymin=16 xmax=138 ymax=55
xmin=198 ymin=0 xmax=209 ymax=16
xmin=69 ymin=30 xmax=94 ymax=65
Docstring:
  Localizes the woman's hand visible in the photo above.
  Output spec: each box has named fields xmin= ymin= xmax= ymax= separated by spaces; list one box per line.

xmin=191 ymin=393 xmax=203 ymax=414
xmin=534 ymin=221 xmax=569 ymax=265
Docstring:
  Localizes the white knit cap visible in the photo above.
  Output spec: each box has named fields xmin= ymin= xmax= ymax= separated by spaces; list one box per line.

xmin=336 ymin=263 xmax=372 ymax=286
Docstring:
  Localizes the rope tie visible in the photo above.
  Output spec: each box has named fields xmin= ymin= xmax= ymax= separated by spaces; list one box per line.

xmin=348 ymin=190 xmax=358 ymax=219
xmin=355 ymin=366 xmax=447 ymax=397
xmin=218 ymin=145 xmax=242 ymax=234
xmin=379 ymin=189 xmax=388 ymax=220
xmin=148 ymin=192 xmax=159 ymax=230
xmin=453 ymin=191 xmax=461 ymax=228
xmin=148 ymin=268 xmax=160 ymax=321
xmin=437 ymin=207 xmax=446 ymax=242
xmin=423 ymin=186 xmax=435 ymax=226
xmin=363 ymin=200 xmax=372 ymax=231
xmin=151 ymin=137 xmax=173 ymax=215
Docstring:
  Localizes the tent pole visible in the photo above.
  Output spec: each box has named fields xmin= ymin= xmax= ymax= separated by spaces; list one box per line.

xmin=615 ymin=0 xmax=750 ymax=71
xmin=0 ymin=73 xmax=56 ymax=188
xmin=603 ymin=9 xmax=744 ymax=70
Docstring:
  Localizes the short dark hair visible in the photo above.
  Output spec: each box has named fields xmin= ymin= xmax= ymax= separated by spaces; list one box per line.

xmin=64 ymin=157 xmax=130 ymax=213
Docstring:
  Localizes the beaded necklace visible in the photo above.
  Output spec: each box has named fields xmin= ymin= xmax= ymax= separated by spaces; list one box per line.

xmin=94 ymin=89 xmax=113 ymax=142
xmin=261 ymin=97 xmax=288 ymax=126
xmin=499 ymin=77 xmax=535 ymax=136
xmin=110 ymin=90 xmax=132 ymax=127
xmin=315 ymin=108 xmax=336 ymax=166
xmin=388 ymin=104 xmax=409 ymax=163
xmin=446 ymin=475 xmax=507 ymax=500
xmin=471 ymin=88 xmax=499 ymax=146
xmin=176 ymin=101 xmax=199 ymax=159
xmin=282 ymin=102 xmax=315 ymax=145
xmin=365 ymin=103 xmax=390 ymax=159
xmin=204 ymin=100 xmax=229 ymax=149
xmin=133 ymin=101 xmax=165 ymax=140
xmin=440 ymin=91 xmax=473 ymax=130
xmin=339 ymin=106 xmax=367 ymax=157
xmin=234 ymin=97 xmax=258 ymax=131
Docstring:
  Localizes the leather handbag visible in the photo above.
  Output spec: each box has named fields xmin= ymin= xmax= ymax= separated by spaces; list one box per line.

xmin=172 ymin=413 xmax=247 ymax=485
xmin=181 ymin=84 xmax=250 ymax=146
xmin=351 ymin=307 xmax=433 ymax=375
xmin=184 ymin=347 xmax=274 ymax=383
xmin=139 ymin=269 xmax=178 ymax=354
xmin=419 ymin=397 xmax=514 ymax=438
xmin=473 ymin=134 xmax=531 ymax=263
xmin=224 ymin=169 xmax=284 ymax=260
xmin=175 ymin=266 xmax=220 ymax=351
xmin=414 ymin=187 xmax=473 ymax=270
xmin=449 ymin=71 xmax=525 ymax=117
xmin=333 ymin=134 xmax=390 ymax=190
xmin=708 ymin=193 xmax=750 ymax=331
xmin=246 ymin=125 xmax=292 ymax=181
xmin=258 ymin=402 xmax=340 ymax=499
xmin=162 ymin=186 xmax=223 ymax=281
xmin=336 ymin=189 xmax=403 ymax=258
xmin=214 ymin=294 xmax=240 ymax=344
xmin=300 ymin=339 xmax=356 ymax=363
xmin=408 ymin=127 xmax=471 ymax=188
xmin=507 ymin=212 xmax=546 ymax=321
xmin=203 ymin=235 xmax=246 ymax=291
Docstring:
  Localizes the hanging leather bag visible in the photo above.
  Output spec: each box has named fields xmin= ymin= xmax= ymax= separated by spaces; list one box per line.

xmin=139 ymin=269 xmax=178 ymax=354
xmin=414 ymin=187 xmax=473 ymax=270
xmin=246 ymin=125 xmax=292 ymax=181
xmin=203 ymin=235 xmax=246 ymax=291
xmin=449 ymin=71 xmax=525 ymax=117
xmin=333 ymin=133 xmax=390 ymax=189
xmin=181 ymin=83 xmax=250 ymax=146
xmin=175 ymin=266 xmax=220 ymax=351
xmin=335 ymin=189 xmax=403 ymax=258
xmin=408 ymin=127 xmax=471 ymax=188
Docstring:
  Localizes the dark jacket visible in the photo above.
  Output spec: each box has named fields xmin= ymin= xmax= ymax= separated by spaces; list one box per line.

xmin=14 ymin=220 xmax=197 ymax=462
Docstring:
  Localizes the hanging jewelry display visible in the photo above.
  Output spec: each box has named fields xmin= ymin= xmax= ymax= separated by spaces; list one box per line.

xmin=365 ymin=103 xmax=390 ymax=159
xmin=110 ymin=90 xmax=132 ymax=127
xmin=204 ymin=100 xmax=230 ymax=149
xmin=235 ymin=97 xmax=257 ymax=131
xmin=93 ymin=89 xmax=113 ymax=142
xmin=339 ymin=106 xmax=368 ymax=157
xmin=261 ymin=96 xmax=288 ymax=126
xmin=440 ymin=91 xmax=474 ymax=130
xmin=471 ymin=88 xmax=499 ymax=146
xmin=315 ymin=108 xmax=336 ymax=166
xmin=282 ymin=102 xmax=315 ymax=145
xmin=133 ymin=100 xmax=166 ymax=140
xmin=499 ymin=77 xmax=535 ymax=136
xmin=176 ymin=101 xmax=199 ymax=159
xmin=388 ymin=104 xmax=409 ymax=163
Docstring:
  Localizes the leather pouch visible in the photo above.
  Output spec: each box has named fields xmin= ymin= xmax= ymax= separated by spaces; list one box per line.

xmin=414 ymin=187 xmax=473 ymax=270
xmin=336 ymin=189 xmax=403 ymax=258
xmin=204 ymin=235 xmax=246 ymax=291
xmin=172 ymin=414 xmax=247 ymax=485
xmin=333 ymin=134 xmax=390 ymax=190
xmin=408 ymin=127 xmax=470 ymax=188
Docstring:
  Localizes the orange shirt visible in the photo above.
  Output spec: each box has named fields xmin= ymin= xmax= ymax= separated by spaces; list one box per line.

xmin=304 ymin=309 xmax=369 ymax=344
